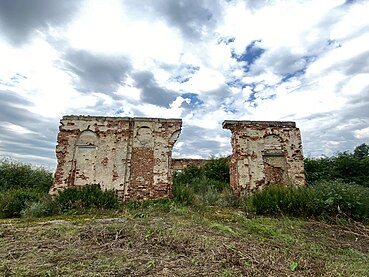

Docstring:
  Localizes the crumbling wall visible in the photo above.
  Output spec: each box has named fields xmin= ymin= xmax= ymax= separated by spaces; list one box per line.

xmin=222 ymin=120 xmax=305 ymax=193
xmin=172 ymin=158 xmax=208 ymax=171
xmin=51 ymin=116 xmax=182 ymax=201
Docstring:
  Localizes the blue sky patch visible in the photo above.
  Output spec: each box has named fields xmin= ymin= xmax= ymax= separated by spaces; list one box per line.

xmin=223 ymin=105 xmax=238 ymax=114
xmin=226 ymin=78 xmax=247 ymax=89
xmin=232 ymin=40 xmax=265 ymax=72
xmin=218 ymin=36 xmax=235 ymax=45
xmin=281 ymin=55 xmax=315 ymax=82
xmin=171 ymin=64 xmax=200 ymax=83
xmin=113 ymin=107 xmax=124 ymax=115
xmin=181 ymin=93 xmax=204 ymax=106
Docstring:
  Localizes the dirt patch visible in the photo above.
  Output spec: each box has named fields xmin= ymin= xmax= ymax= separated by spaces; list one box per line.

xmin=299 ymin=221 xmax=369 ymax=253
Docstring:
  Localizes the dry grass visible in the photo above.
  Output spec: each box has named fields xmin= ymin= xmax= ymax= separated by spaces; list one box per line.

xmin=1 ymin=206 xmax=368 ymax=276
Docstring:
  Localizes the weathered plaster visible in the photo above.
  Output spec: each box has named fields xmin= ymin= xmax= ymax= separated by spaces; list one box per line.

xmin=222 ymin=120 xmax=305 ymax=193
xmin=51 ymin=116 xmax=182 ymax=201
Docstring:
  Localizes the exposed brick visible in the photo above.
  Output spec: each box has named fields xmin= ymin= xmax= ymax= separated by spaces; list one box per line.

xmin=50 ymin=116 xmax=182 ymax=202
xmin=223 ymin=120 xmax=306 ymax=193
xmin=172 ymin=158 xmax=208 ymax=171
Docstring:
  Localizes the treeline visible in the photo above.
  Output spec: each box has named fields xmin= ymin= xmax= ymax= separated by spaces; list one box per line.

xmin=0 ymin=143 xmax=368 ymax=222
xmin=172 ymin=144 xmax=369 ymax=222
xmin=304 ymin=143 xmax=369 ymax=187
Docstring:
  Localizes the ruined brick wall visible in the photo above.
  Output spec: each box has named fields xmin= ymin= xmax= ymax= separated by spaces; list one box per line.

xmin=50 ymin=116 xmax=182 ymax=201
xmin=222 ymin=120 xmax=305 ymax=193
xmin=172 ymin=159 xmax=208 ymax=171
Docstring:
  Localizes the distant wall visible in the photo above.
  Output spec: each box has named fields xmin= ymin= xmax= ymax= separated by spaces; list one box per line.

xmin=172 ymin=158 xmax=208 ymax=171
xmin=51 ymin=116 xmax=182 ymax=201
xmin=223 ymin=120 xmax=305 ymax=193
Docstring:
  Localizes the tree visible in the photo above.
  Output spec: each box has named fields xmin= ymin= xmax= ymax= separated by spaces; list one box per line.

xmin=353 ymin=143 xmax=369 ymax=159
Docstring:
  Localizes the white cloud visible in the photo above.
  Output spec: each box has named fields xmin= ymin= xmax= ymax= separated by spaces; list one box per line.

xmin=0 ymin=0 xmax=368 ymax=167
xmin=354 ymin=127 xmax=369 ymax=139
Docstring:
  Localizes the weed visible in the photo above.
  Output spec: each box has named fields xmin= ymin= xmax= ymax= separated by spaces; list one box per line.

xmin=210 ymin=223 xmax=238 ymax=237
xmin=290 ymin=260 xmax=298 ymax=271
xmin=146 ymin=259 xmax=155 ymax=269
xmin=222 ymin=269 xmax=234 ymax=277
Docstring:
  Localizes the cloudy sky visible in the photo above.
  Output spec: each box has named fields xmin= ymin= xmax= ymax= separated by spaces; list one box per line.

xmin=0 ymin=0 xmax=368 ymax=169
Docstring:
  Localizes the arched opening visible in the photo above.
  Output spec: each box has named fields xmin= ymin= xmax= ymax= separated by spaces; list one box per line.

xmin=73 ymin=130 xmax=98 ymax=186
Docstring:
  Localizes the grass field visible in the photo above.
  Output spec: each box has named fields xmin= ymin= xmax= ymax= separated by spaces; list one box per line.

xmin=1 ymin=204 xmax=368 ymax=276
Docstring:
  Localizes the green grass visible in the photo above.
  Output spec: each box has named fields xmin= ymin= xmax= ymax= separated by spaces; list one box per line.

xmin=1 ymin=205 xmax=368 ymax=276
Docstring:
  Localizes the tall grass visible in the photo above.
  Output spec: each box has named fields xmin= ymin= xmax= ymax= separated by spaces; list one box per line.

xmin=249 ymin=181 xmax=369 ymax=221
xmin=172 ymin=158 xmax=239 ymax=207
xmin=20 ymin=184 xmax=120 ymax=218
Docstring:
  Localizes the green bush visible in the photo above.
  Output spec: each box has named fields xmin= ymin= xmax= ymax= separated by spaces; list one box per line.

xmin=173 ymin=157 xmax=233 ymax=207
xmin=249 ymin=181 xmax=369 ymax=221
xmin=304 ymin=143 xmax=369 ymax=187
xmin=310 ymin=181 xmax=369 ymax=220
xmin=203 ymin=157 xmax=230 ymax=184
xmin=56 ymin=184 xmax=120 ymax=213
xmin=172 ymin=182 xmax=195 ymax=206
xmin=21 ymin=195 xmax=59 ymax=218
xmin=250 ymin=185 xmax=313 ymax=217
xmin=0 ymin=188 xmax=42 ymax=218
xmin=0 ymin=159 xmax=53 ymax=192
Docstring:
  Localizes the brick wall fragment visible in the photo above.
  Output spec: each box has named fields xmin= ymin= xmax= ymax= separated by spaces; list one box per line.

xmin=51 ymin=116 xmax=182 ymax=201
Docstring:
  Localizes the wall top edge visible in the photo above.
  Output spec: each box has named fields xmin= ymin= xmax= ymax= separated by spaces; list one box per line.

xmin=222 ymin=120 xmax=296 ymax=128
xmin=62 ymin=115 xmax=182 ymax=123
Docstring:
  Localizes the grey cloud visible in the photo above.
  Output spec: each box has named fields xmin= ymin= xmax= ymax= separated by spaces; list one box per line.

xmin=251 ymin=48 xmax=310 ymax=76
xmin=200 ymin=85 xmax=233 ymax=106
xmin=243 ymin=0 xmax=275 ymax=11
xmin=342 ymin=50 xmax=369 ymax=75
xmin=299 ymin=97 xmax=369 ymax=158
xmin=175 ymin=125 xmax=231 ymax=158
xmin=61 ymin=49 xmax=131 ymax=95
xmin=0 ymin=90 xmax=37 ymax=124
xmin=122 ymin=0 xmax=223 ymax=40
xmin=132 ymin=71 xmax=177 ymax=107
xmin=0 ymin=90 xmax=58 ymax=168
xmin=0 ymin=0 xmax=82 ymax=45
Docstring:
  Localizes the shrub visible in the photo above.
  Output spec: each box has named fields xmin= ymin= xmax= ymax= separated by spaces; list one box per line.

xmin=172 ymin=182 xmax=195 ymax=206
xmin=0 ymin=188 xmax=42 ymax=218
xmin=249 ymin=181 xmax=369 ymax=221
xmin=203 ymin=157 xmax=230 ymax=184
xmin=304 ymin=143 xmax=369 ymax=187
xmin=21 ymin=195 xmax=59 ymax=218
xmin=56 ymin=184 xmax=120 ymax=213
xmin=0 ymin=159 xmax=53 ymax=192
xmin=173 ymin=157 xmax=231 ymax=206
xmin=250 ymin=185 xmax=313 ymax=217
xmin=174 ymin=165 xmax=204 ymax=186
xmin=309 ymin=181 xmax=369 ymax=221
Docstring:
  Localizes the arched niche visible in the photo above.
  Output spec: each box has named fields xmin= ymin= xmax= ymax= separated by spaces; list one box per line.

xmin=76 ymin=130 xmax=98 ymax=147
xmin=264 ymin=134 xmax=282 ymax=150
xmin=73 ymin=130 xmax=98 ymax=185
xmin=136 ymin=126 xmax=154 ymax=147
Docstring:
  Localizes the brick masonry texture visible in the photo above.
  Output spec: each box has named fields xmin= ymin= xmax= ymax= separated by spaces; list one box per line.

xmin=172 ymin=158 xmax=208 ymax=171
xmin=50 ymin=116 xmax=182 ymax=201
xmin=222 ymin=120 xmax=306 ymax=193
